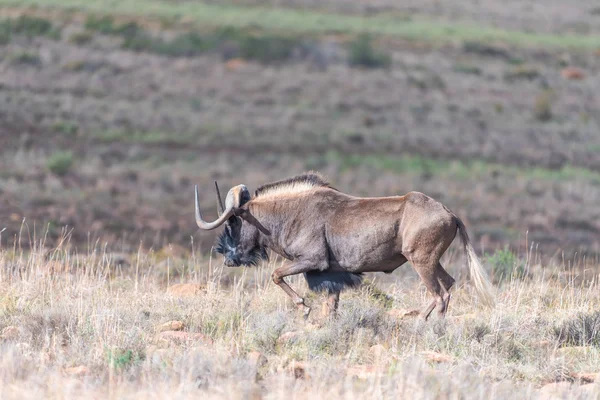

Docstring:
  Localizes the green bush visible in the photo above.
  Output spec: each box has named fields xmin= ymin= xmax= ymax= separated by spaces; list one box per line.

xmin=486 ymin=248 xmax=525 ymax=283
xmin=348 ymin=33 xmax=391 ymax=69
xmin=47 ymin=151 xmax=74 ymax=176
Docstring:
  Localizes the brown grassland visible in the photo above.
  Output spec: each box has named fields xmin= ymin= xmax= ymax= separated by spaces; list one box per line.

xmin=2 ymin=0 xmax=600 ymax=398
xmin=1 ymin=236 xmax=600 ymax=399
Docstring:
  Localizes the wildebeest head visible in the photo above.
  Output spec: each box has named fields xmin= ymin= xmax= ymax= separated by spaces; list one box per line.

xmin=195 ymin=182 xmax=269 ymax=267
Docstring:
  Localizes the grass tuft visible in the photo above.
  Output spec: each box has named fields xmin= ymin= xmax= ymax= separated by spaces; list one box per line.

xmin=555 ymin=311 xmax=600 ymax=347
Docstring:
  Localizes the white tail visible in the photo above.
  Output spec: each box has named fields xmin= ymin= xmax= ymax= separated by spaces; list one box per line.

xmin=456 ymin=218 xmax=495 ymax=308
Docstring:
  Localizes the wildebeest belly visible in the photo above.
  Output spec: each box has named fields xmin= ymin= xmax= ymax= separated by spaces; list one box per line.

xmin=326 ymin=222 xmax=403 ymax=273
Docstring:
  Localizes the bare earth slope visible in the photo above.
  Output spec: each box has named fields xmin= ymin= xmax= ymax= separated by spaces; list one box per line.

xmin=0 ymin=4 xmax=599 ymax=257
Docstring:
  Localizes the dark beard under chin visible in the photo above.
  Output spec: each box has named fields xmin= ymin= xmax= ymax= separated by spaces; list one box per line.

xmin=215 ymin=231 xmax=269 ymax=266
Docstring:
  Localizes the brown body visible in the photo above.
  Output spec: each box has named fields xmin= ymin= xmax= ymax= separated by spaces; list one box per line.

xmin=195 ymin=173 xmax=494 ymax=320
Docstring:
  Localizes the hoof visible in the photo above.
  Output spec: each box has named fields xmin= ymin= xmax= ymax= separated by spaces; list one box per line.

xmin=302 ymin=306 xmax=312 ymax=321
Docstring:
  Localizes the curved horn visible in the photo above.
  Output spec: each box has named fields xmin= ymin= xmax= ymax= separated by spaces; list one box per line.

xmin=215 ymin=181 xmax=225 ymax=216
xmin=195 ymin=184 xmax=249 ymax=230
xmin=195 ymin=185 xmax=234 ymax=230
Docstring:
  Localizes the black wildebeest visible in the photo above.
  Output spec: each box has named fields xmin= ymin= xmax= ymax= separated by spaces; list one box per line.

xmin=194 ymin=173 xmax=494 ymax=319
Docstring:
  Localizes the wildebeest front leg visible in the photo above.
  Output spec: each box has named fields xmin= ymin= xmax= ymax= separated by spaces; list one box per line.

xmin=272 ymin=261 xmax=319 ymax=319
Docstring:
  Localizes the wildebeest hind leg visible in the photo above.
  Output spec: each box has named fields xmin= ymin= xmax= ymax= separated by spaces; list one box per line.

xmin=272 ymin=261 xmax=320 ymax=319
xmin=421 ymin=264 xmax=455 ymax=319
xmin=413 ymin=263 xmax=445 ymax=321
xmin=436 ymin=263 xmax=455 ymax=317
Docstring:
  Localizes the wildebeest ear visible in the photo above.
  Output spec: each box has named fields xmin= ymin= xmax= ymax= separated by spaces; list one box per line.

xmin=236 ymin=209 xmax=271 ymax=236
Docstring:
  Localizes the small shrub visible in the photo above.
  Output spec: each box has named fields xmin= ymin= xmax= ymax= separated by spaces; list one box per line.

xmin=246 ymin=311 xmax=287 ymax=354
xmin=239 ymin=34 xmax=298 ymax=63
xmin=52 ymin=121 xmax=79 ymax=136
xmin=364 ymin=283 xmax=394 ymax=309
xmin=11 ymin=15 xmax=53 ymax=37
xmin=85 ymin=15 xmax=140 ymax=40
xmin=62 ymin=60 xmax=86 ymax=71
xmin=69 ymin=31 xmax=94 ymax=45
xmin=486 ymin=248 xmax=525 ymax=284
xmin=106 ymin=348 xmax=142 ymax=369
xmin=167 ymin=32 xmax=211 ymax=56
xmin=468 ymin=322 xmax=491 ymax=342
xmin=47 ymin=151 xmax=74 ymax=176
xmin=9 ymin=51 xmax=41 ymax=66
xmin=111 ymin=21 xmax=141 ymax=39
xmin=504 ymin=65 xmax=541 ymax=82
xmin=534 ymin=90 xmax=555 ymax=122
xmin=0 ymin=20 xmax=11 ymax=45
xmin=123 ymin=32 xmax=210 ymax=57
xmin=453 ymin=63 xmax=482 ymax=75
xmin=407 ymin=73 xmax=446 ymax=91
xmin=85 ymin=15 xmax=116 ymax=34
xmin=462 ymin=41 xmax=510 ymax=59
xmin=121 ymin=32 xmax=162 ymax=52
xmin=0 ymin=16 xmax=58 ymax=44
xmin=555 ymin=311 xmax=600 ymax=347
xmin=348 ymin=33 xmax=391 ymax=69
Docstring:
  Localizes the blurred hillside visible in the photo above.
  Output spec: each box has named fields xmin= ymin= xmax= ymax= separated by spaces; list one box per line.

xmin=0 ymin=1 xmax=600 ymax=257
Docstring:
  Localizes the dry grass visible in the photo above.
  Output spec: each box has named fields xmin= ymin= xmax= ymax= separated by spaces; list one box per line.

xmin=1 ymin=236 xmax=600 ymax=399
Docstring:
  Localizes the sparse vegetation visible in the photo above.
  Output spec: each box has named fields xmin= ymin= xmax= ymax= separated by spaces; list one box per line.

xmin=0 ymin=245 xmax=598 ymax=398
